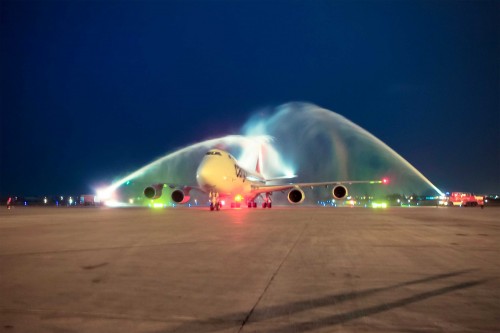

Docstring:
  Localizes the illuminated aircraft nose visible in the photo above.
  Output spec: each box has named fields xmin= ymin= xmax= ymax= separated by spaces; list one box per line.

xmin=196 ymin=163 xmax=213 ymax=187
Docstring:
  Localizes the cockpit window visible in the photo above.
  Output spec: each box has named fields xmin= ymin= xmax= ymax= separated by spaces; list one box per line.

xmin=205 ymin=151 xmax=222 ymax=156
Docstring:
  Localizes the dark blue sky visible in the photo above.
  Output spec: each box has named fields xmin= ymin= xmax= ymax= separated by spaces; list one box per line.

xmin=1 ymin=0 xmax=498 ymax=196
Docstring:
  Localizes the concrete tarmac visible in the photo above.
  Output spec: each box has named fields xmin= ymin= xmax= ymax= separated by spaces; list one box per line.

xmin=0 ymin=206 xmax=498 ymax=332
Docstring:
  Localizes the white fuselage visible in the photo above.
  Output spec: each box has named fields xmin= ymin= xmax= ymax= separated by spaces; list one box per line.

xmin=196 ymin=149 xmax=262 ymax=198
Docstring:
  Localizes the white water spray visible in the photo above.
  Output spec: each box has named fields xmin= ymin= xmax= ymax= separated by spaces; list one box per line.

xmin=98 ymin=102 xmax=443 ymax=205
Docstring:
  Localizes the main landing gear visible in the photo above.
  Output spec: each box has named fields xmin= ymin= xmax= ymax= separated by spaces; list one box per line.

xmin=247 ymin=192 xmax=272 ymax=208
xmin=208 ymin=192 xmax=273 ymax=210
xmin=262 ymin=202 xmax=272 ymax=208
xmin=262 ymin=192 xmax=272 ymax=208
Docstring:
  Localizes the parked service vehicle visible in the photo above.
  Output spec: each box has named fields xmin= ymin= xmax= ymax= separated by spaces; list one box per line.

xmin=446 ymin=192 xmax=484 ymax=207
xmin=80 ymin=195 xmax=97 ymax=206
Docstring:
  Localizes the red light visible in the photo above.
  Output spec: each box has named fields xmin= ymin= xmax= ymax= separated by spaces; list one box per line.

xmin=382 ymin=178 xmax=389 ymax=184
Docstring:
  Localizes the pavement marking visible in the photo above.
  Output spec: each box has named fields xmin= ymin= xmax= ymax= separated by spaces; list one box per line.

xmin=238 ymin=220 xmax=310 ymax=332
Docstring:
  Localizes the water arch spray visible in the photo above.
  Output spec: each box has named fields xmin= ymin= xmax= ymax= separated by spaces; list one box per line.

xmin=99 ymin=102 xmax=442 ymax=206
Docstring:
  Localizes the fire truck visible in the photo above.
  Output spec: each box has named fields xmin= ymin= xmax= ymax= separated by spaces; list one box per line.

xmin=444 ymin=192 xmax=484 ymax=207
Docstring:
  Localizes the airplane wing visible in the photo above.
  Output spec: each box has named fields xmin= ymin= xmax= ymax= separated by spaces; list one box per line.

xmin=163 ymin=184 xmax=202 ymax=192
xmin=143 ymin=182 xmax=204 ymax=200
xmin=250 ymin=179 xmax=386 ymax=194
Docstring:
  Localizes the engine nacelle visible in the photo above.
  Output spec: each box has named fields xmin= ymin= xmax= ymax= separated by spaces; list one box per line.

xmin=332 ymin=185 xmax=348 ymax=200
xmin=171 ymin=189 xmax=190 ymax=204
xmin=288 ymin=188 xmax=305 ymax=204
xmin=144 ymin=184 xmax=163 ymax=199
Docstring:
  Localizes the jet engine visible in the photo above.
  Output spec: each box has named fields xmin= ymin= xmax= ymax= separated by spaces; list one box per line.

xmin=332 ymin=185 xmax=348 ymax=199
xmin=144 ymin=184 xmax=163 ymax=199
xmin=171 ymin=189 xmax=190 ymax=204
xmin=288 ymin=187 xmax=305 ymax=204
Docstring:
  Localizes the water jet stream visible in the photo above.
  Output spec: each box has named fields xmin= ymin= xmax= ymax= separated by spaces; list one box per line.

xmin=98 ymin=103 xmax=443 ymax=205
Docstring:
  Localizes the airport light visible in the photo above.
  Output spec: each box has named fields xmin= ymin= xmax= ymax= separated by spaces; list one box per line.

xmin=96 ymin=188 xmax=113 ymax=201
xmin=372 ymin=202 xmax=388 ymax=209
xmin=103 ymin=200 xmax=123 ymax=207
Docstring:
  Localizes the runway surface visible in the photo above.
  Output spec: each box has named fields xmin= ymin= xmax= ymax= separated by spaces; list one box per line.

xmin=0 ymin=206 xmax=498 ymax=332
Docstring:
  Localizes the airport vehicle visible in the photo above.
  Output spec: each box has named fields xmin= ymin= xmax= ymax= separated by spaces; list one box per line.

xmin=445 ymin=192 xmax=484 ymax=207
xmin=80 ymin=195 xmax=97 ymax=206
xmin=144 ymin=149 xmax=387 ymax=210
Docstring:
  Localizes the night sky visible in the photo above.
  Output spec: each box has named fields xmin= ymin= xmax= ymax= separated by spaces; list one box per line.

xmin=1 ymin=0 xmax=498 ymax=196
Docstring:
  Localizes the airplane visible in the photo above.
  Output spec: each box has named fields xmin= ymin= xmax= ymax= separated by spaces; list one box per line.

xmin=143 ymin=148 xmax=388 ymax=210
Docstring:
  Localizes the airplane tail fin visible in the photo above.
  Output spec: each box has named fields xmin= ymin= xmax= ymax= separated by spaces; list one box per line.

xmin=255 ymin=146 xmax=262 ymax=174
xmin=257 ymin=144 xmax=297 ymax=182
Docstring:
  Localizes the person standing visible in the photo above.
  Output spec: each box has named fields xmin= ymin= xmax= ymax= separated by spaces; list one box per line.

xmin=6 ymin=197 xmax=12 ymax=210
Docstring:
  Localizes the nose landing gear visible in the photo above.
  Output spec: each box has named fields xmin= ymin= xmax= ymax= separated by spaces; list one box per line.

xmin=209 ymin=192 xmax=221 ymax=211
